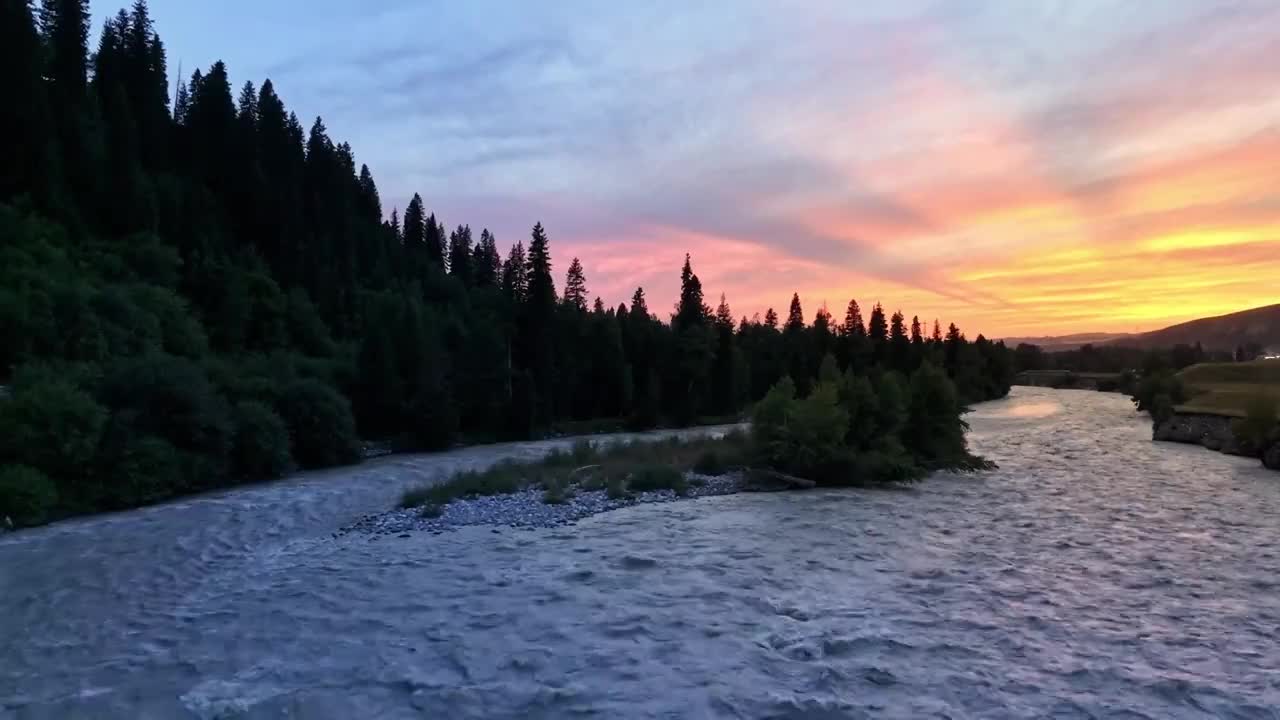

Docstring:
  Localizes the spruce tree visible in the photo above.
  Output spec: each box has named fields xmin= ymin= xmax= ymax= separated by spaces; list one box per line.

xmin=471 ymin=229 xmax=501 ymax=287
xmin=2 ymin=0 xmax=54 ymax=203
xmin=630 ymin=287 xmax=650 ymax=320
xmin=674 ymin=254 xmax=708 ymax=330
xmin=525 ymin=222 xmax=555 ymax=311
xmin=402 ymin=193 xmax=426 ymax=275
xmin=501 ymin=241 xmax=528 ymax=301
xmin=764 ymin=308 xmax=779 ymax=330
xmin=868 ymin=303 xmax=888 ymax=366
xmin=425 ymin=213 xmax=446 ymax=269
xmin=890 ymin=310 xmax=910 ymax=372
xmin=563 ymin=257 xmax=588 ymax=311
xmin=447 ymin=224 xmax=473 ymax=284
xmin=39 ymin=0 xmax=91 ymax=107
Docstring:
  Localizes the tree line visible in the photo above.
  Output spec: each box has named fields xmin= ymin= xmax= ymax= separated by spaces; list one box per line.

xmin=0 ymin=0 xmax=1014 ymax=527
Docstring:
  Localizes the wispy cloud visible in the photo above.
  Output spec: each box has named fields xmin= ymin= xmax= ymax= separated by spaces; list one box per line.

xmin=134 ymin=0 xmax=1280 ymax=334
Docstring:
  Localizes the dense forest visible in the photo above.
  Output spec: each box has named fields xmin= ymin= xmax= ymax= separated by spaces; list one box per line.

xmin=0 ymin=0 xmax=1013 ymax=527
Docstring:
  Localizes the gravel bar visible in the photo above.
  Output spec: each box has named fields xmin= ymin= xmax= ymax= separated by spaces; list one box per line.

xmin=342 ymin=473 xmax=743 ymax=536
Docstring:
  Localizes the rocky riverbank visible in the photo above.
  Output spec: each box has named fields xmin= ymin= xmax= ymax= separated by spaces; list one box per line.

xmin=343 ymin=472 xmax=746 ymax=537
xmin=1153 ymin=412 xmax=1280 ymax=470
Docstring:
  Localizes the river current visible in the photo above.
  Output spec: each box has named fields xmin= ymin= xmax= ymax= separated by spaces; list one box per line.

xmin=1 ymin=388 xmax=1277 ymax=718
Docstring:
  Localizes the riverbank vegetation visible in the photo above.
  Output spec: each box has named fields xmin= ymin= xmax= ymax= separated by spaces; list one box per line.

xmin=1130 ymin=361 xmax=1280 ymax=471
xmin=400 ymin=358 xmax=993 ymax=517
xmin=0 ymin=1 xmax=1013 ymax=528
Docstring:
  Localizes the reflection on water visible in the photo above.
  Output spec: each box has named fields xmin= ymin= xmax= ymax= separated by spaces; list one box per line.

xmin=2 ymin=388 xmax=1278 ymax=719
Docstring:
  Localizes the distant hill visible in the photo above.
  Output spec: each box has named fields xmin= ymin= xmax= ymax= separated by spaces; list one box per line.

xmin=1108 ymin=304 xmax=1280 ymax=352
xmin=998 ymin=332 xmax=1133 ymax=350
xmin=1002 ymin=304 xmax=1280 ymax=353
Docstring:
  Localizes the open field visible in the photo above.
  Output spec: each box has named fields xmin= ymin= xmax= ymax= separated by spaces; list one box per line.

xmin=1176 ymin=361 xmax=1280 ymax=418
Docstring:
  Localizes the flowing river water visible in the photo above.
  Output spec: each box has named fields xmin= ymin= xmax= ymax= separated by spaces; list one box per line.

xmin=1 ymin=388 xmax=1278 ymax=719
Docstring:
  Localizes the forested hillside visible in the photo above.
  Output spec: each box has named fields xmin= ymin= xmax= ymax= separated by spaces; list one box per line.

xmin=0 ymin=0 xmax=1013 ymax=526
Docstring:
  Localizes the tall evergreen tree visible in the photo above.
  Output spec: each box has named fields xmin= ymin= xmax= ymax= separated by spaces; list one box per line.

xmin=674 ymin=254 xmax=708 ymax=330
xmin=868 ymin=303 xmax=888 ymax=366
xmin=0 ymin=0 xmax=53 ymax=202
xmin=764 ymin=308 xmax=779 ymax=330
xmin=447 ymin=224 xmax=473 ymax=284
xmin=471 ymin=229 xmax=501 ymax=287
xmin=425 ymin=212 xmax=446 ymax=270
xmin=889 ymin=310 xmax=910 ymax=372
xmin=501 ymin=241 xmax=527 ymax=302
xmin=39 ymin=0 xmax=91 ymax=108
xmin=563 ymin=257 xmax=588 ymax=311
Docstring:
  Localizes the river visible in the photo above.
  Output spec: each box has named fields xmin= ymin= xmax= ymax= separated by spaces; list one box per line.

xmin=1 ymin=388 xmax=1277 ymax=718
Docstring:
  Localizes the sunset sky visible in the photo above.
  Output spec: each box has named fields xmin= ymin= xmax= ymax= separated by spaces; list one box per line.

xmin=106 ymin=1 xmax=1280 ymax=337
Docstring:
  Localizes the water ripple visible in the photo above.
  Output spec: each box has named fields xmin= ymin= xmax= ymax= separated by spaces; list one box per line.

xmin=1 ymin=391 xmax=1278 ymax=718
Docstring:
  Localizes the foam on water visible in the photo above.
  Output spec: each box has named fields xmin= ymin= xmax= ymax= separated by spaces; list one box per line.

xmin=1 ymin=390 xmax=1278 ymax=719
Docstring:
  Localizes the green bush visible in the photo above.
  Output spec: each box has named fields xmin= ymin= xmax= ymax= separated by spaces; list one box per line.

xmin=751 ymin=376 xmax=796 ymax=468
xmin=606 ymin=475 xmax=628 ymax=500
xmin=542 ymin=475 xmax=571 ymax=504
xmin=779 ymin=382 xmax=849 ymax=476
xmin=629 ymin=463 xmax=688 ymax=494
xmin=276 ymin=379 xmax=361 ymax=469
xmin=693 ymin=448 xmax=729 ymax=475
xmin=98 ymin=354 xmax=233 ymax=488
xmin=903 ymin=363 xmax=970 ymax=467
xmin=0 ymin=464 xmax=59 ymax=526
xmin=1232 ymin=394 xmax=1279 ymax=456
xmin=230 ymin=401 xmax=293 ymax=480
xmin=97 ymin=431 xmax=185 ymax=507
xmin=0 ymin=372 xmax=106 ymax=499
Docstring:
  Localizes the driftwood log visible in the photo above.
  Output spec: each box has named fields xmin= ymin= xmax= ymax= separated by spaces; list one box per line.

xmin=741 ymin=468 xmax=817 ymax=492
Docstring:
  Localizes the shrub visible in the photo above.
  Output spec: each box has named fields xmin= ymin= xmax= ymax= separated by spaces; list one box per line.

xmin=629 ymin=463 xmax=688 ymax=495
xmin=751 ymin=377 xmax=796 ymax=468
xmin=1232 ymin=394 xmax=1279 ymax=457
xmin=98 ymin=354 xmax=233 ymax=473
xmin=230 ymin=401 xmax=293 ymax=480
xmin=903 ymin=363 xmax=971 ymax=467
xmin=779 ymin=382 xmax=849 ymax=476
xmin=0 ymin=372 xmax=106 ymax=490
xmin=276 ymin=379 xmax=361 ymax=469
xmin=0 ymin=464 xmax=59 ymax=526
xmin=606 ymin=475 xmax=628 ymax=500
xmin=97 ymin=432 xmax=185 ymax=507
xmin=542 ymin=475 xmax=571 ymax=505
xmin=693 ymin=449 xmax=729 ymax=475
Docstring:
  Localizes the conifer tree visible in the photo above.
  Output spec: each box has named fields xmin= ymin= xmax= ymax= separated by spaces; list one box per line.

xmin=471 ymin=229 xmax=501 ymax=287
xmin=890 ymin=310 xmax=910 ymax=371
xmin=674 ymin=254 xmax=708 ymax=330
xmin=425 ymin=213 xmax=446 ymax=269
xmin=630 ymin=287 xmax=649 ymax=320
xmin=501 ymin=241 xmax=527 ymax=301
xmin=0 ymin=0 xmax=52 ymax=202
xmin=563 ymin=257 xmax=588 ymax=311
xmin=764 ymin=308 xmax=779 ymax=329
xmin=447 ymin=224 xmax=473 ymax=284
xmin=868 ymin=303 xmax=888 ymax=365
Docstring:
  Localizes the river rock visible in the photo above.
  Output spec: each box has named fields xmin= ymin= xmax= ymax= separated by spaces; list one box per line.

xmin=1153 ymin=413 xmax=1248 ymax=456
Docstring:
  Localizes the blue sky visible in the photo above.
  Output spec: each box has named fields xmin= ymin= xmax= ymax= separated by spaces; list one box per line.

xmin=94 ymin=1 xmax=1280 ymax=334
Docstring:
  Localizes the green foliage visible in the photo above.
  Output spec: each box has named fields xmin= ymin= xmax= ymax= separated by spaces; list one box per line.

xmin=1132 ymin=371 xmax=1188 ymax=420
xmin=629 ymin=464 xmax=688 ymax=495
xmin=230 ymin=401 xmax=292 ymax=480
xmin=276 ymin=379 xmax=361 ymax=469
xmin=0 ymin=371 xmax=106 ymax=492
xmin=542 ymin=475 xmax=572 ymax=504
xmin=779 ymin=382 xmax=849 ymax=477
xmin=0 ymin=465 xmax=60 ymax=527
xmin=751 ymin=376 xmax=796 ymax=468
xmin=1232 ymin=395 xmax=1280 ymax=456
xmin=902 ymin=363 xmax=970 ymax=467
xmin=0 ymin=3 xmax=1014 ymax=526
